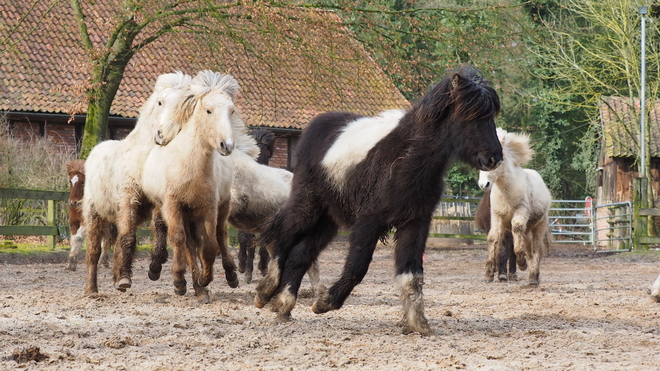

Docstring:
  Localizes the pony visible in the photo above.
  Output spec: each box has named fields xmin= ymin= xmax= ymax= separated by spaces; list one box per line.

xmin=228 ymin=128 xmax=323 ymax=292
xmin=474 ymin=188 xmax=516 ymax=282
xmin=236 ymin=128 xmax=279 ymax=282
xmin=64 ymin=159 xmax=115 ymax=271
xmin=478 ymin=128 xmax=552 ymax=286
xmin=254 ymin=65 xmax=503 ymax=335
xmin=82 ymin=72 xmax=191 ymax=296
xmin=652 ymin=273 xmax=660 ymax=302
xmin=141 ymin=70 xmax=248 ymax=303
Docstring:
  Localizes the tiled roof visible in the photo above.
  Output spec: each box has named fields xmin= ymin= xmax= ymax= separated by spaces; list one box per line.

xmin=600 ymin=96 xmax=660 ymax=158
xmin=0 ymin=2 xmax=409 ymax=130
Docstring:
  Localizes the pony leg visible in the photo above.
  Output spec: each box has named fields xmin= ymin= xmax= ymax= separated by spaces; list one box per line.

xmin=486 ymin=220 xmax=505 ymax=282
xmin=215 ymin=204 xmax=238 ymax=288
xmin=271 ymin=214 xmax=338 ymax=322
xmin=255 ymin=193 xmax=325 ymax=307
xmin=99 ymin=223 xmax=115 ymax=269
xmin=511 ymin=214 xmax=530 ymax=272
xmin=113 ymin=198 xmax=142 ymax=292
xmin=505 ymin=231 xmax=517 ymax=280
xmin=312 ymin=217 xmax=383 ymax=315
xmin=392 ymin=220 xmax=432 ymax=336
xmin=186 ymin=222 xmax=210 ymax=304
xmin=237 ymin=231 xmax=251 ymax=274
xmin=84 ymin=212 xmax=103 ymax=295
xmin=163 ymin=200 xmax=187 ymax=295
xmin=238 ymin=231 xmax=256 ymax=283
xmin=66 ymin=224 xmax=85 ymax=271
xmin=527 ymin=224 xmax=548 ymax=286
xmin=258 ymin=244 xmax=269 ymax=276
xmin=306 ymin=260 xmax=324 ymax=296
xmin=149 ymin=209 xmax=169 ymax=281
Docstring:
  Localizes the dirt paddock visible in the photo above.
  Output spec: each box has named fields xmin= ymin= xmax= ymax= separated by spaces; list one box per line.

xmin=1 ymin=240 xmax=659 ymax=370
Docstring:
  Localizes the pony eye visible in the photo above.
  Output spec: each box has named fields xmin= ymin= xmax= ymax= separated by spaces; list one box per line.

xmin=158 ymin=101 xmax=162 ymax=106
xmin=207 ymin=109 xmax=212 ymax=115
xmin=230 ymin=108 xmax=235 ymax=115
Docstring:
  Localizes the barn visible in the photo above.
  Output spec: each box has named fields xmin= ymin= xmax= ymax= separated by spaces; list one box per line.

xmin=598 ymin=96 xmax=660 ymax=205
xmin=0 ymin=2 xmax=409 ymax=170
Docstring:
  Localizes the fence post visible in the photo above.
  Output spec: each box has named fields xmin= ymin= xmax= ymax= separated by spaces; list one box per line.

xmin=632 ymin=177 xmax=648 ymax=250
xmin=47 ymin=199 xmax=56 ymax=250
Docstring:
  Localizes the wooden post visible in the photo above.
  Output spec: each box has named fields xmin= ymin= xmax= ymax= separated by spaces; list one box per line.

xmin=632 ymin=177 xmax=648 ymax=250
xmin=47 ymin=200 xmax=56 ymax=250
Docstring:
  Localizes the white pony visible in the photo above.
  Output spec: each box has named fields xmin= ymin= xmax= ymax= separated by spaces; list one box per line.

xmin=82 ymin=72 xmax=191 ymax=296
xmin=478 ymin=128 xmax=552 ymax=286
xmin=227 ymin=131 xmax=323 ymax=293
xmin=142 ymin=70 xmax=252 ymax=303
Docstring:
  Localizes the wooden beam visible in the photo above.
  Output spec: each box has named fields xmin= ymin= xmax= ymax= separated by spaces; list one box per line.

xmin=639 ymin=208 xmax=660 ymax=216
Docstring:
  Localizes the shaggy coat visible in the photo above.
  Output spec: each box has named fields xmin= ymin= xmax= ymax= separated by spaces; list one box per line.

xmin=82 ymin=72 xmax=190 ymax=295
xmin=478 ymin=128 xmax=552 ymax=286
xmin=142 ymin=71 xmax=253 ymax=302
xmin=255 ymin=65 xmax=503 ymax=335
xmin=475 ymin=188 xmax=516 ymax=281
xmin=652 ymin=273 xmax=660 ymax=302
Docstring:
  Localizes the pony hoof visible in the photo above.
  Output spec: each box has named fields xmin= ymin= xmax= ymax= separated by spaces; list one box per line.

xmin=528 ymin=280 xmax=539 ymax=286
xmin=115 ymin=277 xmax=132 ymax=292
xmin=517 ymin=261 xmax=528 ymax=271
xmin=226 ymin=274 xmax=239 ymax=289
xmin=275 ymin=313 xmax=292 ymax=324
xmin=65 ymin=263 xmax=76 ymax=272
xmin=498 ymin=274 xmax=509 ymax=282
xmin=311 ymin=299 xmax=334 ymax=314
xmin=484 ymin=278 xmax=494 ymax=283
xmin=244 ymin=274 xmax=253 ymax=284
xmin=148 ymin=269 xmax=161 ymax=281
xmin=254 ymin=293 xmax=269 ymax=309
xmin=174 ymin=287 xmax=187 ymax=296
xmin=508 ymin=273 xmax=518 ymax=281
xmin=196 ymin=293 xmax=211 ymax=304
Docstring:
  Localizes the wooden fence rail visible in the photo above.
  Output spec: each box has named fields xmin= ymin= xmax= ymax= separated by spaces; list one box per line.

xmin=0 ymin=189 xmax=487 ymax=250
xmin=0 ymin=188 xmax=69 ymax=249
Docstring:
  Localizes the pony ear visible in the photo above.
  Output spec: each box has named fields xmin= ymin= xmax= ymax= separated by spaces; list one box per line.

xmin=451 ymin=74 xmax=461 ymax=89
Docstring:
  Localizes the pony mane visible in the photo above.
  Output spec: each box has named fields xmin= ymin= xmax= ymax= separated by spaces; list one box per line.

xmin=190 ymin=70 xmax=241 ymax=99
xmin=413 ymin=65 xmax=500 ymax=123
xmin=177 ymin=70 xmax=258 ymax=159
xmin=154 ymin=71 xmax=191 ymax=91
xmin=250 ymin=128 xmax=276 ymax=151
xmin=498 ymin=128 xmax=534 ymax=166
xmin=66 ymin=159 xmax=85 ymax=176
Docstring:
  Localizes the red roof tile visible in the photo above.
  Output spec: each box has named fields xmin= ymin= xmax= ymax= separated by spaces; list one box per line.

xmin=0 ymin=2 xmax=409 ymax=130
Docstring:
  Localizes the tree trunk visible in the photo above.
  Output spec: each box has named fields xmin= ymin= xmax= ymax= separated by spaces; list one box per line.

xmin=78 ymin=59 xmax=131 ymax=159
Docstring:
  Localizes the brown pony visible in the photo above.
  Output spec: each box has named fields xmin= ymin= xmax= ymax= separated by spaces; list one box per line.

xmin=65 ymin=159 xmax=114 ymax=271
xmin=475 ymin=188 xmax=516 ymax=282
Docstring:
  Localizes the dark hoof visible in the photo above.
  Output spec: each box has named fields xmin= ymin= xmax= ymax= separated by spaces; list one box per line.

xmin=198 ymin=274 xmax=213 ymax=288
xmin=244 ymin=273 xmax=253 ymax=284
xmin=174 ymin=280 xmax=187 ymax=296
xmin=528 ymin=280 xmax=539 ymax=286
xmin=226 ymin=272 xmax=239 ymax=289
xmin=498 ymin=274 xmax=509 ymax=282
xmin=115 ymin=277 xmax=132 ymax=292
xmin=508 ymin=273 xmax=518 ymax=281
xmin=517 ymin=260 xmax=528 ymax=271
xmin=311 ymin=298 xmax=334 ymax=314
xmin=238 ymin=262 xmax=246 ymax=274
xmin=148 ymin=269 xmax=161 ymax=281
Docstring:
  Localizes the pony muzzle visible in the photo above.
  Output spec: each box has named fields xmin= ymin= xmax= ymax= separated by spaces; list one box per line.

xmin=218 ymin=140 xmax=234 ymax=156
xmin=154 ymin=130 xmax=165 ymax=145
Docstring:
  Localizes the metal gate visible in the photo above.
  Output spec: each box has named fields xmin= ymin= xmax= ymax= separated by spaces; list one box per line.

xmin=593 ymin=201 xmax=633 ymax=252
xmin=549 ymin=199 xmax=594 ymax=244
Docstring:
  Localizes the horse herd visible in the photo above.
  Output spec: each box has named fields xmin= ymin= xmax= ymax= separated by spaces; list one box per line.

xmin=59 ymin=66 xmax=659 ymax=336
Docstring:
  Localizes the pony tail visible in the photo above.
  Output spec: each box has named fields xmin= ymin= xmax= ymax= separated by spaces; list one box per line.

xmin=503 ymin=131 xmax=534 ymax=166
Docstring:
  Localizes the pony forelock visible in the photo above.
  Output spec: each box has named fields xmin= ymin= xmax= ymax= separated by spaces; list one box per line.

xmin=154 ymin=71 xmax=191 ymax=91
xmin=499 ymin=128 xmax=534 ymax=166
xmin=191 ymin=70 xmax=241 ymax=99
xmin=66 ymin=159 xmax=85 ymax=176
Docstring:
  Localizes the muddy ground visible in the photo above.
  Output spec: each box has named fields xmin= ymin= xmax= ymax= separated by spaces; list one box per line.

xmin=1 ymin=239 xmax=659 ymax=370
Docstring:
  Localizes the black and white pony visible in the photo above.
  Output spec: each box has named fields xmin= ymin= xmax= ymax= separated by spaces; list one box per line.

xmin=254 ymin=65 xmax=503 ymax=335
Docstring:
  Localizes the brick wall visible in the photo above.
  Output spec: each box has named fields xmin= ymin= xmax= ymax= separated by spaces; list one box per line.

xmin=45 ymin=123 xmax=78 ymax=153
xmin=270 ymin=136 xmax=290 ymax=170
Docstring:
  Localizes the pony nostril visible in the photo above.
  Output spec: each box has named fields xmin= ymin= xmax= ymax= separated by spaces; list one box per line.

xmin=220 ymin=142 xmax=226 ymax=151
